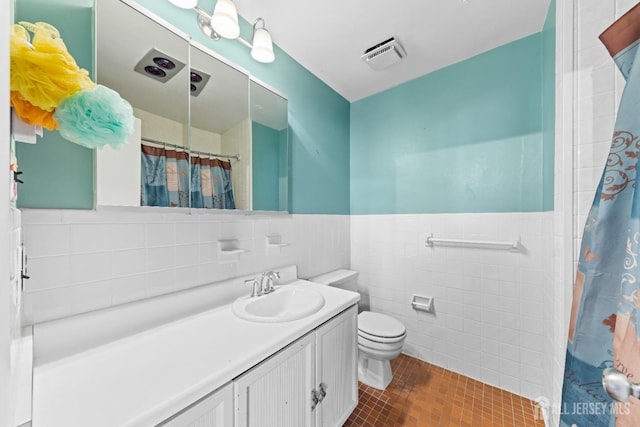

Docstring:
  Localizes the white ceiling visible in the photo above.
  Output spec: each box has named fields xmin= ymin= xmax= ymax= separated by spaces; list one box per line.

xmin=97 ymin=0 xmax=552 ymax=133
xmin=235 ymin=0 xmax=552 ymax=102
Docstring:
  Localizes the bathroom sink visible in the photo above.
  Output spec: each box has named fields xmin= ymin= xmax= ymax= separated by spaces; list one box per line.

xmin=232 ymin=285 xmax=325 ymax=323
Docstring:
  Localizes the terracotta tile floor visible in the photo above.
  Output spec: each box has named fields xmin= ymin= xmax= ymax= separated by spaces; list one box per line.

xmin=343 ymin=354 xmax=545 ymax=427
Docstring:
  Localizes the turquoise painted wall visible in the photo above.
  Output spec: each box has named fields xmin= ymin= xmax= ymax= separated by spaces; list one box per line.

xmin=15 ymin=0 xmax=94 ymax=209
xmin=14 ymin=0 xmax=554 ymax=215
xmin=252 ymin=121 xmax=280 ymax=211
xmin=350 ymin=31 xmax=553 ymax=214
xmin=279 ymin=128 xmax=288 ymax=211
xmin=117 ymin=0 xmax=351 ymax=215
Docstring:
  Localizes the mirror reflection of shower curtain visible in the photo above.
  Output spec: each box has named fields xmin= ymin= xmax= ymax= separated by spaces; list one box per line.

xmin=560 ymin=4 xmax=640 ymax=427
xmin=141 ymin=145 xmax=189 ymax=207
xmin=190 ymin=156 xmax=236 ymax=210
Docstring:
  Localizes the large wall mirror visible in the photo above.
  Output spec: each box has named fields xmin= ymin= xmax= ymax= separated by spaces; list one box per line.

xmin=96 ymin=0 xmax=191 ymax=207
xmin=16 ymin=0 xmax=289 ymax=212
xmin=189 ymin=43 xmax=249 ymax=210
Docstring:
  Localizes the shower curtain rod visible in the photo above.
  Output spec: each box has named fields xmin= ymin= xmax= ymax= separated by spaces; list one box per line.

xmin=141 ymin=137 xmax=241 ymax=161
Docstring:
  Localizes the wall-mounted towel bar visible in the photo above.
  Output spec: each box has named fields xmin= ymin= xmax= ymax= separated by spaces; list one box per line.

xmin=425 ymin=234 xmax=521 ymax=252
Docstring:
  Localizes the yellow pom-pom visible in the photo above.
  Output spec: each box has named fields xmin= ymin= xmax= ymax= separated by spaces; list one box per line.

xmin=10 ymin=22 xmax=94 ymax=112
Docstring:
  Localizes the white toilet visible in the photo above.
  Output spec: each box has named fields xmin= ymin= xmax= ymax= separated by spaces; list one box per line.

xmin=310 ymin=269 xmax=406 ymax=390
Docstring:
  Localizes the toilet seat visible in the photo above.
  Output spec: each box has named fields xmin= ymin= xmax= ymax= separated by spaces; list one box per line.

xmin=358 ymin=329 xmax=407 ymax=344
xmin=358 ymin=311 xmax=406 ymax=339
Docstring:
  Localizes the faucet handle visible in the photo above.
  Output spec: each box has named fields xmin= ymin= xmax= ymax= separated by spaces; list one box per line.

xmin=262 ymin=270 xmax=280 ymax=293
xmin=245 ymin=278 xmax=261 ymax=297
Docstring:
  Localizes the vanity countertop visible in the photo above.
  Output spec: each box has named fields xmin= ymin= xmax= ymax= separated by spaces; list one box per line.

xmin=31 ymin=280 xmax=359 ymax=427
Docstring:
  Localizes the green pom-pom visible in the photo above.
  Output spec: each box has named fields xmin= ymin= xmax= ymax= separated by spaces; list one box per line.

xmin=54 ymin=85 xmax=134 ymax=149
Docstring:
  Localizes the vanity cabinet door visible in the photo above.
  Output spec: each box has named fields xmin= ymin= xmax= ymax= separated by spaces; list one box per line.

xmin=314 ymin=305 xmax=358 ymax=427
xmin=234 ymin=333 xmax=316 ymax=427
xmin=159 ymin=382 xmax=233 ymax=427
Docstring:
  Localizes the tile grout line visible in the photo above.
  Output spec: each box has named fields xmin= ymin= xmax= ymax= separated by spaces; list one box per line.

xmin=345 ymin=353 xmax=545 ymax=427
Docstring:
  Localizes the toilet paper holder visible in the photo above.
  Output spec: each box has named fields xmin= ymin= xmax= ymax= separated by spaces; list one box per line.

xmin=411 ymin=294 xmax=434 ymax=313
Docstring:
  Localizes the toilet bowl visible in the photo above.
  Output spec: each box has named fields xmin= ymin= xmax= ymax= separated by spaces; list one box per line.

xmin=309 ymin=269 xmax=406 ymax=390
xmin=357 ymin=311 xmax=406 ymax=389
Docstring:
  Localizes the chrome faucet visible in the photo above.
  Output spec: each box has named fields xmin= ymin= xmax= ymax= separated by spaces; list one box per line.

xmin=245 ymin=278 xmax=262 ymax=298
xmin=260 ymin=271 xmax=280 ymax=294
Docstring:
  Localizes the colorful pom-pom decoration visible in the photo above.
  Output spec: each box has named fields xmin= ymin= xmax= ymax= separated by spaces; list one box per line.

xmin=10 ymin=20 xmax=135 ymax=149
xmin=10 ymin=91 xmax=59 ymax=131
xmin=54 ymin=85 xmax=135 ymax=149
xmin=10 ymin=22 xmax=94 ymax=112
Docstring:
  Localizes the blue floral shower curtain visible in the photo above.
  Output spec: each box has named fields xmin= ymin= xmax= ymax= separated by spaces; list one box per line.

xmin=190 ymin=155 xmax=235 ymax=210
xmin=141 ymin=144 xmax=189 ymax=207
xmin=561 ymin=4 xmax=640 ymax=426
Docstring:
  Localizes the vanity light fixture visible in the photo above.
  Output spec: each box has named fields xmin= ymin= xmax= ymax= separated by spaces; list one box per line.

xmin=167 ymin=0 xmax=275 ymax=63
xmin=250 ymin=18 xmax=274 ymax=63
xmin=210 ymin=0 xmax=240 ymax=39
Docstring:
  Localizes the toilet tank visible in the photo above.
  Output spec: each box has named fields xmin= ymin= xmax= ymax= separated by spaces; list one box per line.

xmin=309 ymin=269 xmax=358 ymax=292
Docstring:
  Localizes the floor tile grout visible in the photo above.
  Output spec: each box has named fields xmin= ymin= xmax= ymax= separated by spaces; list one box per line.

xmin=344 ymin=354 xmax=545 ymax=427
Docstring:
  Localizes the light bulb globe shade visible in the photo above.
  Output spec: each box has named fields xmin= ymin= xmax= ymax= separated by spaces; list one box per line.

xmin=251 ymin=27 xmax=275 ymax=63
xmin=168 ymin=0 xmax=198 ymax=9
xmin=211 ymin=0 xmax=240 ymax=39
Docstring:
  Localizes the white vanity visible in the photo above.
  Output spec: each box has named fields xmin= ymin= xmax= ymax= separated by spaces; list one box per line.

xmin=31 ymin=266 xmax=359 ymax=426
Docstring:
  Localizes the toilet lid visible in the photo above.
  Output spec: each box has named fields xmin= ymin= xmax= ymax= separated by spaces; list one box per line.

xmin=358 ymin=311 xmax=406 ymax=338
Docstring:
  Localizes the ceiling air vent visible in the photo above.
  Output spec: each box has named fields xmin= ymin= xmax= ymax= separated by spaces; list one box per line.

xmin=134 ymin=48 xmax=186 ymax=83
xmin=189 ymin=68 xmax=211 ymax=97
xmin=361 ymin=37 xmax=406 ymax=70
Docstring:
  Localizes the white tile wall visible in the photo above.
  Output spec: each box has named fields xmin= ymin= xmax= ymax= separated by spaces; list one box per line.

xmin=222 ymin=118 xmax=251 ymax=210
xmin=134 ymin=108 xmax=187 ymax=148
xmin=21 ymin=208 xmax=350 ymax=325
xmin=572 ymin=0 xmax=637 ymax=257
xmin=351 ymin=212 xmax=553 ymax=399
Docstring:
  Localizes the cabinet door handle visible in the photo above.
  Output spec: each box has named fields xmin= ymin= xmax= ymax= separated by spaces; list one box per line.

xmin=317 ymin=382 xmax=327 ymax=402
